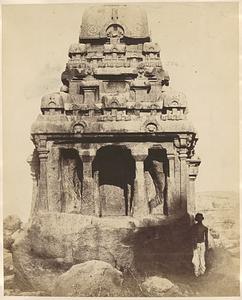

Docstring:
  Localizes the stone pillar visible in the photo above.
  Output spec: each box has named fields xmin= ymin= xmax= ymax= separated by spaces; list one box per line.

xmin=187 ymin=157 xmax=201 ymax=216
xmin=188 ymin=176 xmax=196 ymax=214
xmin=132 ymin=150 xmax=149 ymax=217
xmin=37 ymin=148 xmax=49 ymax=211
xmin=94 ymin=170 xmax=101 ymax=217
xmin=166 ymin=152 xmax=176 ymax=214
xmin=47 ymin=147 xmax=62 ymax=212
xmin=174 ymin=154 xmax=181 ymax=209
xmin=178 ymin=148 xmax=188 ymax=212
xmin=79 ymin=150 xmax=96 ymax=215
xmin=144 ymin=170 xmax=151 ymax=205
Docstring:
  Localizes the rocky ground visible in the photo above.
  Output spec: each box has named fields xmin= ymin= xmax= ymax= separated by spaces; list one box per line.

xmin=3 ymin=191 xmax=240 ymax=297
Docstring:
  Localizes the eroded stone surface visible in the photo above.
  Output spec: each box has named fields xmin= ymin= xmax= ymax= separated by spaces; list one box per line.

xmin=4 ymin=215 xmax=22 ymax=233
xmin=52 ymin=260 xmax=123 ymax=297
xmin=4 ymin=275 xmax=15 ymax=290
xmin=12 ymin=231 xmax=62 ymax=292
xmin=12 ymin=212 xmax=191 ymax=293
xmin=4 ymin=249 xmax=14 ymax=275
xmin=142 ymin=276 xmax=174 ymax=296
xmin=12 ymin=212 xmax=136 ymax=292
xmin=3 ymin=215 xmax=22 ymax=251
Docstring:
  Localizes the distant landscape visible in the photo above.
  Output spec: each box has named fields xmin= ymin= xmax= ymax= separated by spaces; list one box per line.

xmin=196 ymin=190 xmax=239 ymax=229
xmin=196 ymin=191 xmax=239 ymax=210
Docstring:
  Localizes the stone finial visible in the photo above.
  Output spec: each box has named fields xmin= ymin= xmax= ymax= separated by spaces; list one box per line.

xmin=41 ymin=93 xmax=64 ymax=114
xmin=68 ymin=43 xmax=86 ymax=58
xmin=60 ymin=85 xmax=69 ymax=93
xmin=162 ymin=88 xmax=187 ymax=108
xmin=143 ymin=42 xmax=160 ymax=53
xmin=80 ymin=5 xmax=150 ymax=40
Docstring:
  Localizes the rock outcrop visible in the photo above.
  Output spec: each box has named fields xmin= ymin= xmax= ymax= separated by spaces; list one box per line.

xmin=11 ymin=212 xmax=191 ymax=293
xmin=4 ymin=215 xmax=22 ymax=233
xmin=3 ymin=215 xmax=22 ymax=250
xmin=142 ymin=276 xmax=174 ymax=296
xmin=12 ymin=212 xmax=136 ymax=292
xmin=52 ymin=260 xmax=123 ymax=297
xmin=4 ymin=249 xmax=14 ymax=275
xmin=3 ymin=215 xmax=23 ymax=294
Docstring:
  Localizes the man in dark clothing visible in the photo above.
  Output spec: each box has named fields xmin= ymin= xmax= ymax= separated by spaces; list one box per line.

xmin=191 ymin=213 xmax=208 ymax=277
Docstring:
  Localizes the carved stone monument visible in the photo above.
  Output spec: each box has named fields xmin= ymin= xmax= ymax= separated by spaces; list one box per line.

xmin=30 ymin=5 xmax=200 ymax=219
xmin=13 ymin=5 xmax=201 ymax=294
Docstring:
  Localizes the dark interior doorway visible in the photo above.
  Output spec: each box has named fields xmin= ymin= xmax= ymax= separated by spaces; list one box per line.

xmin=93 ymin=145 xmax=135 ymax=216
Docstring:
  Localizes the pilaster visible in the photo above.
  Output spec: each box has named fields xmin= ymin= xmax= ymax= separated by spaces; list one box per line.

xmin=187 ymin=157 xmax=201 ymax=216
xmin=178 ymin=148 xmax=188 ymax=212
xmin=79 ymin=149 xmax=96 ymax=215
xmin=37 ymin=137 xmax=49 ymax=211
xmin=47 ymin=147 xmax=62 ymax=212
xmin=166 ymin=151 xmax=176 ymax=214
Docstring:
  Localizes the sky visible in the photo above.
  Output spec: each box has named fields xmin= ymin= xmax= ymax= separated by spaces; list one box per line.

xmin=2 ymin=2 xmax=239 ymax=221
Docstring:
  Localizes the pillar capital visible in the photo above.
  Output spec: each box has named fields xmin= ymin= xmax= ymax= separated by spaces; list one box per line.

xmin=188 ymin=166 xmax=199 ymax=179
xmin=38 ymin=149 xmax=49 ymax=160
xmin=35 ymin=135 xmax=49 ymax=159
xmin=187 ymin=156 xmax=201 ymax=179
xmin=133 ymin=154 xmax=147 ymax=161
xmin=174 ymin=134 xmax=187 ymax=148
xmin=79 ymin=149 xmax=96 ymax=161
xmin=167 ymin=153 xmax=175 ymax=160
xmin=131 ymin=146 xmax=148 ymax=161
xmin=187 ymin=156 xmax=201 ymax=167
xmin=189 ymin=175 xmax=197 ymax=181
xmin=79 ymin=149 xmax=96 ymax=156
xmin=35 ymin=134 xmax=47 ymax=148
xmin=178 ymin=148 xmax=187 ymax=159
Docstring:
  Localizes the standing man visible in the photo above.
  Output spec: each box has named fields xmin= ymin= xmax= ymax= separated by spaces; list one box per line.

xmin=191 ymin=213 xmax=208 ymax=277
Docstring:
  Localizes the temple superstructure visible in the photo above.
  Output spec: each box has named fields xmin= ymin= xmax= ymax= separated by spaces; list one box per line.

xmin=30 ymin=5 xmax=201 ymax=219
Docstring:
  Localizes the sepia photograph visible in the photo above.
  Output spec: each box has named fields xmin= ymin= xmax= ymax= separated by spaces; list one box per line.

xmin=2 ymin=1 xmax=240 ymax=297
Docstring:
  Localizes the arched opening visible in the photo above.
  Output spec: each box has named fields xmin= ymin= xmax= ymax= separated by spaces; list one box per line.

xmin=93 ymin=145 xmax=135 ymax=216
xmin=60 ymin=149 xmax=83 ymax=213
xmin=144 ymin=148 xmax=169 ymax=215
